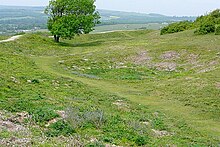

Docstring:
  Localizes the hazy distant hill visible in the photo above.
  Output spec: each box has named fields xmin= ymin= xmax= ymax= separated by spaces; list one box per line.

xmin=98 ymin=9 xmax=196 ymax=25
xmin=0 ymin=5 xmax=196 ymax=34
xmin=0 ymin=6 xmax=47 ymax=34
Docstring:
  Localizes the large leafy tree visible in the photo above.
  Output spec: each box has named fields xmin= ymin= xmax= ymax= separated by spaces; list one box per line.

xmin=45 ymin=0 xmax=100 ymax=42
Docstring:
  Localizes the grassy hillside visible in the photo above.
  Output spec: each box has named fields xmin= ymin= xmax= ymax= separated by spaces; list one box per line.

xmin=0 ymin=30 xmax=220 ymax=146
xmin=98 ymin=9 xmax=196 ymax=25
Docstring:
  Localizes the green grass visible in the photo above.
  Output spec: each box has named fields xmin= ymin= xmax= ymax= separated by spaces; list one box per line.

xmin=0 ymin=30 xmax=220 ymax=146
xmin=0 ymin=35 xmax=8 ymax=40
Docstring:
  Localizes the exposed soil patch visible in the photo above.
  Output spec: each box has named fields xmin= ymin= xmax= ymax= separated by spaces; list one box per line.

xmin=160 ymin=51 xmax=180 ymax=60
xmin=113 ymin=100 xmax=126 ymax=106
xmin=0 ymin=137 xmax=31 ymax=146
xmin=140 ymin=121 xmax=150 ymax=126
xmin=197 ymin=60 xmax=218 ymax=73
xmin=0 ymin=111 xmax=29 ymax=132
xmin=57 ymin=110 xmax=66 ymax=119
xmin=209 ymin=60 xmax=218 ymax=66
xmin=198 ymin=67 xmax=216 ymax=73
xmin=132 ymin=51 xmax=152 ymax=65
xmin=187 ymin=53 xmax=199 ymax=64
xmin=113 ymin=100 xmax=129 ymax=109
xmin=152 ymin=129 xmax=173 ymax=137
xmin=0 ymin=120 xmax=26 ymax=132
xmin=154 ymin=62 xmax=177 ymax=71
xmin=8 ymin=112 xmax=29 ymax=124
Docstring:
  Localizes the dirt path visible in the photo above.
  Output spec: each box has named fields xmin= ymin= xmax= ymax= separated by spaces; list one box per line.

xmin=0 ymin=35 xmax=23 ymax=43
xmin=32 ymin=56 xmax=220 ymax=140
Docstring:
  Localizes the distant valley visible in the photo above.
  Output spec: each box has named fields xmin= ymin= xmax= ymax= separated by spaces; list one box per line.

xmin=0 ymin=5 xmax=196 ymax=35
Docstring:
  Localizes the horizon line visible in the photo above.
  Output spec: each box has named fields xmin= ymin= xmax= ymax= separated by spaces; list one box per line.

xmin=0 ymin=4 xmax=201 ymax=17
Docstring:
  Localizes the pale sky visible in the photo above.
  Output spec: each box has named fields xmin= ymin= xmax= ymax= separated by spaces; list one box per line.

xmin=0 ymin=0 xmax=220 ymax=16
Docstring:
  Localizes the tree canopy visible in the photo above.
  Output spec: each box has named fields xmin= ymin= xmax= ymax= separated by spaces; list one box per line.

xmin=45 ymin=0 xmax=100 ymax=42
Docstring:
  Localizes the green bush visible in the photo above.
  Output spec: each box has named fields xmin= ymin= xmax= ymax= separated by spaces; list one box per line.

xmin=215 ymin=25 xmax=220 ymax=35
xmin=210 ymin=9 xmax=220 ymax=22
xmin=194 ymin=21 xmax=216 ymax=35
xmin=160 ymin=21 xmax=193 ymax=35
xmin=161 ymin=9 xmax=220 ymax=35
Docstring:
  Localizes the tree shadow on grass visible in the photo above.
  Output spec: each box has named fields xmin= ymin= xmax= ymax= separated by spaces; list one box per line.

xmin=58 ymin=40 xmax=102 ymax=47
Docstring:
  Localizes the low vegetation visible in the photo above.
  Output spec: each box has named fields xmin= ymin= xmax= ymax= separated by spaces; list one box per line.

xmin=215 ymin=25 xmax=220 ymax=35
xmin=161 ymin=9 xmax=220 ymax=35
xmin=0 ymin=29 xmax=220 ymax=146
xmin=0 ymin=36 xmax=8 ymax=40
xmin=160 ymin=21 xmax=193 ymax=35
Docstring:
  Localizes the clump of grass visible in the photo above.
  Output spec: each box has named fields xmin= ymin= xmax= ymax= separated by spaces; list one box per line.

xmin=152 ymin=117 xmax=167 ymax=130
xmin=46 ymin=120 xmax=75 ymax=137
xmin=102 ymin=115 xmax=150 ymax=146
xmin=65 ymin=107 xmax=105 ymax=129
xmin=31 ymin=107 xmax=59 ymax=125
xmin=2 ymin=98 xmax=35 ymax=113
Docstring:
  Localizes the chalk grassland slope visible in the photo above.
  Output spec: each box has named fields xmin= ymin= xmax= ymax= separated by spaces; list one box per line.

xmin=0 ymin=30 xmax=220 ymax=146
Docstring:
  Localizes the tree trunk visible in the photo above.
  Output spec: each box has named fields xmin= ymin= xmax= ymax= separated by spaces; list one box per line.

xmin=54 ymin=35 xmax=60 ymax=42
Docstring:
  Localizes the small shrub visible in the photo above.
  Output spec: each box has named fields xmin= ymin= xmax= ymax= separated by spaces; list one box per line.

xmin=32 ymin=107 xmax=59 ymax=124
xmin=152 ymin=117 xmax=167 ymax=130
xmin=133 ymin=136 xmax=149 ymax=146
xmin=31 ymin=79 xmax=40 ymax=84
xmin=103 ymin=137 xmax=113 ymax=143
xmin=129 ymin=121 xmax=148 ymax=135
xmin=65 ymin=107 xmax=105 ymax=129
xmin=46 ymin=120 xmax=75 ymax=137
xmin=215 ymin=25 xmax=220 ymax=35
xmin=161 ymin=21 xmax=193 ymax=35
